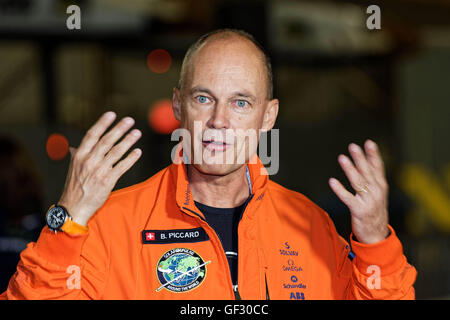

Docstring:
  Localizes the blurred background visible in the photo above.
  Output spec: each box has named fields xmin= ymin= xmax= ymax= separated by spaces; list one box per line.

xmin=0 ymin=0 xmax=449 ymax=299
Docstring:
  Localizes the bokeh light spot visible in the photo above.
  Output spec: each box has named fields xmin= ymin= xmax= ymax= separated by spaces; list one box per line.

xmin=147 ymin=49 xmax=172 ymax=74
xmin=46 ymin=133 xmax=69 ymax=161
xmin=148 ymin=99 xmax=180 ymax=134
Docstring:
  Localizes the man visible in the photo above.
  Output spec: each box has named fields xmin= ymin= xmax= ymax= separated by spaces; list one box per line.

xmin=1 ymin=29 xmax=416 ymax=299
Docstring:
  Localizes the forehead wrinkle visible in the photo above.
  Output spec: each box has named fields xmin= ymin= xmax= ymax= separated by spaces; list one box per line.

xmin=187 ymin=38 xmax=267 ymax=99
xmin=179 ymin=30 xmax=272 ymax=100
xmin=190 ymin=65 xmax=262 ymax=101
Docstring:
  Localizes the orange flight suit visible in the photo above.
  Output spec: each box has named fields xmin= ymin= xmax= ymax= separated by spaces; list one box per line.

xmin=1 ymin=151 xmax=417 ymax=300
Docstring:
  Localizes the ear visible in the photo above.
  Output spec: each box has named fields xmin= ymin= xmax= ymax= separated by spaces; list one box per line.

xmin=260 ymin=99 xmax=279 ymax=132
xmin=172 ymin=87 xmax=182 ymax=122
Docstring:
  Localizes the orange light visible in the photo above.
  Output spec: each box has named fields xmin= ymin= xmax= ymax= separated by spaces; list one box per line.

xmin=46 ymin=133 xmax=69 ymax=161
xmin=148 ymin=99 xmax=180 ymax=134
xmin=147 ymin=49 xmax=172 ymax=74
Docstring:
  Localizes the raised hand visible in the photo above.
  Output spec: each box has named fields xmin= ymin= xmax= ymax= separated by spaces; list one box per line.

xmin=58 ymin=111 xmax=142 ymax=226
xmin=328 ymin=140 xmax=389 ymax=244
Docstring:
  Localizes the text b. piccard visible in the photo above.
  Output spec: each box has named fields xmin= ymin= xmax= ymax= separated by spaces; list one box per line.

xmin=142 ymin=228 xmax=209 ymax=244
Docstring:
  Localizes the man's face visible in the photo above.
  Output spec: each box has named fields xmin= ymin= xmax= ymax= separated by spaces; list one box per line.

xmin=173 ymin=37 xmax=278 ymax=176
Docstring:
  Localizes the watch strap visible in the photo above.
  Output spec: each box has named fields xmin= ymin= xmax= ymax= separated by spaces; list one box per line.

xmin=61 ymin=218 xmax=89 ymax=235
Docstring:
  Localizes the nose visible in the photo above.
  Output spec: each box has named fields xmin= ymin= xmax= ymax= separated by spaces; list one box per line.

xmin=206 ymin=101 xmax=230 ymax=129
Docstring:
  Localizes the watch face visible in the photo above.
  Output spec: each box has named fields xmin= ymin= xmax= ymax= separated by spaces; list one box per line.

xmin=46 ymin=206 xmax=67 ymax=230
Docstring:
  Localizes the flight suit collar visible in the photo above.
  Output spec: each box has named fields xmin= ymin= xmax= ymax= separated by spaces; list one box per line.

xmin=169 ymin=143 xmax=269 ymax=220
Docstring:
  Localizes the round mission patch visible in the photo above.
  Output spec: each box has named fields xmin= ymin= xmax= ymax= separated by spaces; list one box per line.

xmin=155 ymin=248 xmax=209 ymax=293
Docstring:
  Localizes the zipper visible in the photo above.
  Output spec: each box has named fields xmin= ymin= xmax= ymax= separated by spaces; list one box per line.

xmin=181 ymin=207 xmax=236 ymax=299
xmin=180 ymin=176 xmax=255 ymax=300
xmin=265 ymin=271 xmax=270 ymax=300
xmin=182 ymin=207 xmax=207 ymax=222
xmin=234 ymin=286 xmax=242 ymax=300
xmin=236 ymin=194 xmax=255 ymax=300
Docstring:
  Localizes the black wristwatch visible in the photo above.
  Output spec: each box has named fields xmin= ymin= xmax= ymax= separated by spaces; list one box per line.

xmin=46 ymin=204 xmax=71 ymax=233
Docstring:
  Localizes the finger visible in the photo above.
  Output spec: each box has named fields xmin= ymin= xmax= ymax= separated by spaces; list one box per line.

xmin=110 ymin=148 xmax=142 ymax=181
xmin=78 ymin=111 xmax=116 ymax=156
xmin=364 ymin=140 xmax=386 ymax=185
xmin=103 ymin=129 xmax=141 ymax=167
xmin=69 ymin=147 xmax=77 ymax=157
xmin=338 ymin=154 xmax=369 ymax=195
xmin=91 ymin=117 xmax=135 ymax=159
xmin=328 ymin=177 xmax=356 ymax=209
xmin=348 ymin=143 xmax=375 ymax=184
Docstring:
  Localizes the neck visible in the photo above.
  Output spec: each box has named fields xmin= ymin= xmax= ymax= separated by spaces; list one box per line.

xmin=187 ymin=165 xmax=250 ymax=208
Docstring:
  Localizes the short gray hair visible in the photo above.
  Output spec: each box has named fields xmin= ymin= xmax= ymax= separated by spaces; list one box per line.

xmin=177 ymin=28 xmax=273 ymax=100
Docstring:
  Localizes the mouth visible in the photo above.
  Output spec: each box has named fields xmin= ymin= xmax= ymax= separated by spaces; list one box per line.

xmin=202 ymin=139 xmax=230 ymax=152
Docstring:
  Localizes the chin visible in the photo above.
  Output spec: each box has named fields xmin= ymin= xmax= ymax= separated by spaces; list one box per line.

xmin=192 ymin=163 xmax=244 ymax=177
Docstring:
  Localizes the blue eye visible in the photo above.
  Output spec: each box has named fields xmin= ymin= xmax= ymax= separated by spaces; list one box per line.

xmin=236 ymin=100 xmax=248 ymax=108
xmin=196 ymin=96 xmax=209 ymax=104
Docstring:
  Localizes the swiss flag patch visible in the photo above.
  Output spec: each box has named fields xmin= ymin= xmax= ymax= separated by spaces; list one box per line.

xmin=145 ymin=232 xmax=155 ymax=241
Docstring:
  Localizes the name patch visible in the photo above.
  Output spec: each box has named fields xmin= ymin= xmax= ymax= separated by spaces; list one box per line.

xmin=142 ymin=228 xmax=209 ymax=244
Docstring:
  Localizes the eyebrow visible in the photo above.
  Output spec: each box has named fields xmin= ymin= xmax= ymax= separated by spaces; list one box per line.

xmin=232 ymin=91 xmax=257 ymax=102
xmin=189 ymin=86 xmax=257 ymax=102
xmin=189 ymin=86 xmax=215 ymax=97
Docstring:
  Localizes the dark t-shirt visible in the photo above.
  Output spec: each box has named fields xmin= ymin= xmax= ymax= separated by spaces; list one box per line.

xmin=194 ymin=198 xmax=249 ymax=287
